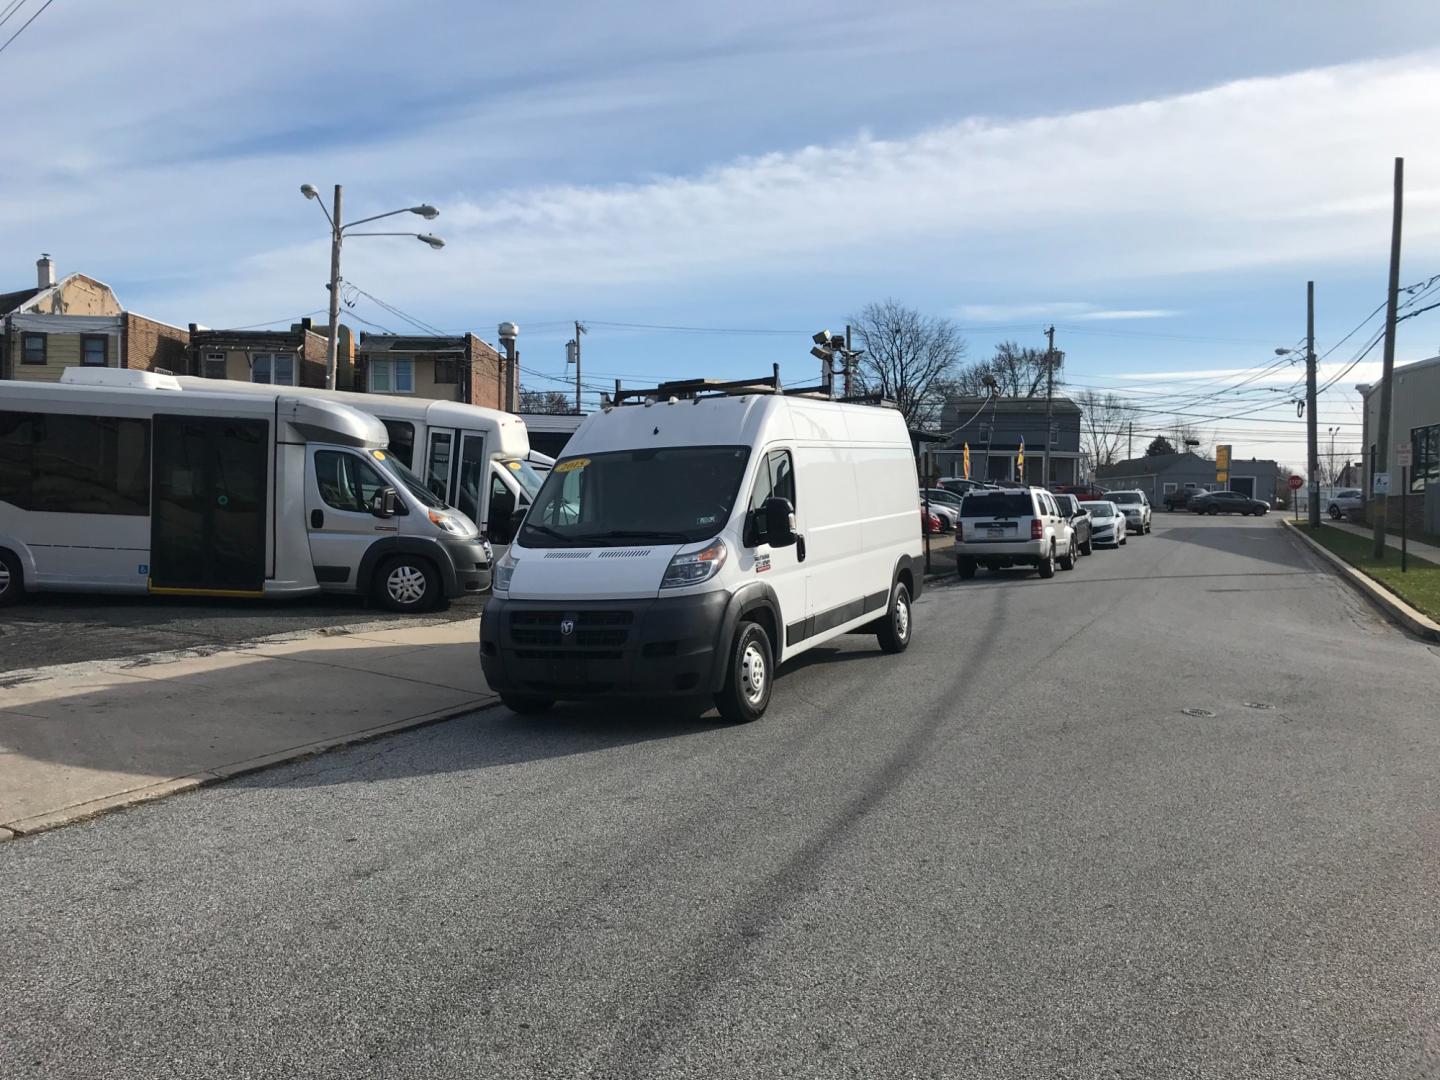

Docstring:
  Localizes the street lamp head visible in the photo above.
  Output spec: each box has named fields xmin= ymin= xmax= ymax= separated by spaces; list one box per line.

xmin=810 ymin=345 xmax=830 ymax=361
xmin=812 ymin=329 xmax=831 ymax=347
xmin=300 ymin=183 xmax=319 ymax=200
xmin=1274 ymin=347 xmax=1292 ymax=356
xmin=417 ymin=233 xmax=445 ymax=249
xmin=411 ymin=204 xmax=440 ymax=220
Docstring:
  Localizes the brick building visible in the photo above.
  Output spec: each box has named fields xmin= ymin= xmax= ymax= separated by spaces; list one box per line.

xmin=188 ymin=319 xmax=343 ymax=388
xmin=355 ymin=333 xmax=509 ymax=408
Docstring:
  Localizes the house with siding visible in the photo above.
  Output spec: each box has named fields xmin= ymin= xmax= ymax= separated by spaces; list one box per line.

xmin=1096 ymin=451 xmax=1281 ymax=505
xmin=188 ymin=319 xmax=344 ymax=388
xmin=1357 ymin=353 xmax=1440 ymax=533
xmin=0 ymin=255 xmax=188 ymax=381
xmin=354 ymin=332 xmax=509 ymax=409
xmin=935 ymin=396 xmax=1083 ymax=485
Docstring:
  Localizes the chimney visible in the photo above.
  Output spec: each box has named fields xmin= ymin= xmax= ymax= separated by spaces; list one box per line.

xmin=36 ymin=253 xmax=55 ymax=288
xmin=498 ymin=322 xmax=519 ymax=412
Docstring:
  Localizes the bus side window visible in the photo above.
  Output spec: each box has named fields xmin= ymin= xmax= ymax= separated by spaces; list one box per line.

xmin=488 ymin=473 xmax=517 ymax=543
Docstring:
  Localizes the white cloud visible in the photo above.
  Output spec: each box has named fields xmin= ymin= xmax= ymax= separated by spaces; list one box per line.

xmin=957 ymin=302 xmax=1179 ymax=321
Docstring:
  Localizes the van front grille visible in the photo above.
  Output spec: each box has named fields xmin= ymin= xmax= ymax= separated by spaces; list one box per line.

xmin=509 ymin=610 xmax=635 ymax=648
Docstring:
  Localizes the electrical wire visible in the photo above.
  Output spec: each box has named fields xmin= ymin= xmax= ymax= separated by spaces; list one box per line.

xmin=0 ymin=0 xmax=28 ymax=31
xmin=0 ymin=0 xmax=55 ymax=58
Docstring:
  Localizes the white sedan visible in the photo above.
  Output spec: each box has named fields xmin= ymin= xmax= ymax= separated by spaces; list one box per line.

xmin=1081 ymin=500 xmax=1127 ymax=547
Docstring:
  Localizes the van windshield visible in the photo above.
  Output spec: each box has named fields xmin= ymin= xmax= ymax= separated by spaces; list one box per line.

xmin=500 ymin=458 xmax=545 ymax=500
xmin=371 ymin=451 xmax=446 ymax=510
xmin=519 ymin=445 xmax=751 ymax=547
xmin=962 ymin=492 xmax=1031 ymax=518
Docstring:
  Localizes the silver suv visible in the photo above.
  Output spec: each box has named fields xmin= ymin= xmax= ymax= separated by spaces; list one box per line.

xmin=1106 ymin=489 xmax=1152 ymax=534
xmin=955 ymin=486 xmax=1076 ymax=579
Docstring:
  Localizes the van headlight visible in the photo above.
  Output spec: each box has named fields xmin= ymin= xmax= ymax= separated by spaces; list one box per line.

xmin=428 ymin=509 xmax=471 ymax=536
xmin=660 ymin=538 xmax=727 ymax=589
xmin=493 ymin=551 xmax=517 ymax=596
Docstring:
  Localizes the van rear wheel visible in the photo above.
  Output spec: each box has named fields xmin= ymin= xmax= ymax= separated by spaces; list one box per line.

xmin=374 ymin=555 xmax=439 ymax=612
xmin=714 ymin=620 xmax=773 ymax=723
xmin=0 ymin=549 xmax=23 ymax=607
xmin=876 ymin=582 xmax=912 ymax=654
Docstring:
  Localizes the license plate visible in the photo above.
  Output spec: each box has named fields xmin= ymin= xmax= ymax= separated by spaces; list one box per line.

xmin=987 ymin=527 xmax=1005 ymax=538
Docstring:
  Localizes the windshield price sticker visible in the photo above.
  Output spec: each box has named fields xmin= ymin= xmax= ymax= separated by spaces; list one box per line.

xmin=555 ymin=458 xmax=590 ymax=473
xmin=507 ymin=461 xmax=522 ymax=471
xmin=372 ymin=450 xmax=386 ymax=461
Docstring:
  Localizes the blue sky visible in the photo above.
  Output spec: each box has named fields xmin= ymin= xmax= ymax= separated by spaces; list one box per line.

xmin=6 ymin=0 xmax=1440 ymax=463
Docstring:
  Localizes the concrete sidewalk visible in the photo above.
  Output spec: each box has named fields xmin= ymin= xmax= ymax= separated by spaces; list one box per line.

xmin=0 ymin=619 xmax=494 ymax=838
xmin=1327 ymin=519 xmax=1440 ymax=563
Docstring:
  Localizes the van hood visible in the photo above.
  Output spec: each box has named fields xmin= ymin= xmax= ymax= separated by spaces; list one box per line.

xmin=507 ymin=543 xmax=686 ymax=600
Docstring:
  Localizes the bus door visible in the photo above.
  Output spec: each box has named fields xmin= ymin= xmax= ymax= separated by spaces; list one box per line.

xmin=452 ymin=429 xmax=489 ymax=528
xmin=149 ymin=415 xmax=268 ymax=595
xmin=424 ymin=427 xmax=456 ymax=503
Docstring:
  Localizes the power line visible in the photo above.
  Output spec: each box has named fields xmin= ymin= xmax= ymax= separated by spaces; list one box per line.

xmin=216 ymin=309 xmax=328 ymax=332
xmin=0 ymin=0 xmax=56 ymax=58
xmin=0 ymin=1 xmax=28 ymax=31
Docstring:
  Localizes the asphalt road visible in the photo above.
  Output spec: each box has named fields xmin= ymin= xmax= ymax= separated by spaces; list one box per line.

xmin=5 ymin=515 xmax=1440 ymax=1079
xmin=0 ymin=591 xmax=483 ymax=674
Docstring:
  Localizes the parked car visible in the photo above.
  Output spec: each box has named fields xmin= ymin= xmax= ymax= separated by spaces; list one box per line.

xmin=1081 ymin=500 xmax=1127 ymax=547
xmin=1162 ymin=487 xmax=1204 ymax=511
xmin=922 ymin=508 xmax=944 ymax=534
xmin=1327 ymin=488 xmax=1364 ymax=519
xmin=938 ymin=477 xmax=992 ymax=497
xmin=1052 ymin=482 xmax=1108 ymax=501
xmin=954 ymin=486 xmax=1076 ymax=579
xmin=1107 ymin=489 xmax=1152 ymax=533
xmin=1190 ymin=489 xmax=1269 ymax=516
xmin=1052 ymin=493 xmax=1094 ymax=556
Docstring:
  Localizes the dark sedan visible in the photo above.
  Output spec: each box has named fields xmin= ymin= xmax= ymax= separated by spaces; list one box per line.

xmin=1053 ymin=493 xmax=1094 ymax=555
xmin=1189 ymin=490 xmax=1269 ymax=516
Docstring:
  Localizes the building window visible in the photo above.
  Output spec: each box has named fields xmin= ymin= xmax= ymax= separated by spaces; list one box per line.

xmin=21 ymin=332 xmax=46 ymax=365
xmin=204 ymin=351 xmax=227 ymax=379
xmin=433 ymin=358 xmax=458 ymax=384
xmin=81 ymin=334 xmax=109 ymax=367
xmin=370 ymin=358 xmax=414 ymax=394
xmin=0 ymin=410 xmax=150 ymax=515
xmin=250 ymin=352 xmax=295 ymax=385
xmin=977 ymin=423 xmax=991 ymax=443
xmin=1162 ymin=482 xmax=1177 ymax=494
xmin=1412 ymin=423 xmax=1440 ymax=492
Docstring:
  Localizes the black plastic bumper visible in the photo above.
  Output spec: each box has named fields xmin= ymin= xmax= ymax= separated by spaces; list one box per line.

xmin=440 ymin=536 xmax=492 ymax=597
xmin=480 ymin=591 xmax=729 ymax=698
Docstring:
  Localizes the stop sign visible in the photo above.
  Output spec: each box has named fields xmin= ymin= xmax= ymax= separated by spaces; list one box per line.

xmin=1287 ymin=475 xmax=1304 ymax=490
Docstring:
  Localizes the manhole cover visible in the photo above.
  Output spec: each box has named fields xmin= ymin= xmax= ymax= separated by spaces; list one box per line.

xmin=1242 ymin=702 xmax=1275 ymax=710
xmin=1181 ymin=707 xmax=1216 ymax=718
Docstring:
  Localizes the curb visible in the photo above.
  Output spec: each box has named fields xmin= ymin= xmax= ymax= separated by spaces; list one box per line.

xmin=1280 ymin=519 xmax=1440 ymax=643
xmin=1 ymin=694 xmax=502 ymax=841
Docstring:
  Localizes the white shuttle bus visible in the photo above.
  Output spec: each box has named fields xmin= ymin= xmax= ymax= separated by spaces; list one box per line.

xmin=75 ymin=371 xmax=546 ymax=550
xmin=0 ymin=371 xmax=491 ymax=610
xmin=481 ymin=391 xmax=924 ymax=721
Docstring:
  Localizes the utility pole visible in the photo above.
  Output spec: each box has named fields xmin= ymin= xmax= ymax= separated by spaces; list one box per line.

xmin=1127 ymin=420 xmax=1134 ymax=462
xmin=1306 ymin=281 xmax=1320 ymax=527
xmin=1373 ymin=157 xmax=1404 ymax=559
xmin=1043 ymin=325 xmax=1056 ymax=486
xmin=572 ymin=321 xmax=586 ymax=414
xmin=843 ymin=325 xmax=854 ymax=398
xmin=324 ymin=184 xmax=343 ymax=390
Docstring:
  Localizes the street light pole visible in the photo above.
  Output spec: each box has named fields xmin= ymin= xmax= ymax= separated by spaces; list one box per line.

xmin=325 ymin=184 xmax=343 ymax=391
xmin=1306 ymin=281 xmax=1320 ymax=527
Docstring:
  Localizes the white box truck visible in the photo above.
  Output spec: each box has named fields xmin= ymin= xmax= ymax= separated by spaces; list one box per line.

xmin=481 ymin=391 xmax=924 ymax=721
xmin=0 ymin=371 xmax=491 ymax=609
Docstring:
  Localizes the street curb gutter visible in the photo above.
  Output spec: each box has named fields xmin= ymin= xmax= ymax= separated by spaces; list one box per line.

xmin=1 ymin=694 xmax=503 ymax=841
xmin=1280 ymin=519 xmax=1440 ymax=643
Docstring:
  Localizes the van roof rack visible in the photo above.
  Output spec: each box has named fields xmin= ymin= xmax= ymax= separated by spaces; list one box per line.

xmin=612 ymin=367 xmax=784 ymax=405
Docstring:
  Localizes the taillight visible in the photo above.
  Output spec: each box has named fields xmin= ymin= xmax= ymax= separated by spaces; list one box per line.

xmin=1031 ymin=518 xmax=1043 ymax=539
xmin=955 ymin=521 xmax=963 ymax=540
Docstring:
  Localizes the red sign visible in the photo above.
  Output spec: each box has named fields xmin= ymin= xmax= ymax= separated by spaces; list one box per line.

xmin=1287 ymin=475 xmax=1304 ymax=490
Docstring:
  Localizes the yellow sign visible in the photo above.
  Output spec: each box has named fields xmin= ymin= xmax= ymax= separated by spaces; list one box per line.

xmin=1215 ymin=444 xmax=1231 ymax=486
xmin=963 ymin=442 xmax=971 ymax=480
xmin=554 ymin=458 xmax=590 ymax=473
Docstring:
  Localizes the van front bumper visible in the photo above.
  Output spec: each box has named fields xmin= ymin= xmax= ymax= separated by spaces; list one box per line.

xmin=440 ymin=536 xmax=493 ymax=597
xmin=480 ymin=592 xmax=729 ymax=698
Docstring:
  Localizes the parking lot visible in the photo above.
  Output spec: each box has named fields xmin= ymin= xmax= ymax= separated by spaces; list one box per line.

xmin=0 ymin=591 xmax=483 ymax=675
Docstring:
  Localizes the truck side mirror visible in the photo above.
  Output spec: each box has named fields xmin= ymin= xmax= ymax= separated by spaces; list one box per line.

xmin=371 ymin=487 xmax=399 ymax=518
xmin=761 ymin=496 xmax=797 ymax=547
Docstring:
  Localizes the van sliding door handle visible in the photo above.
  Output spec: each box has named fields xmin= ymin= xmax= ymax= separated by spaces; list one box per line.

xmin=311 ymin=509 xmax=324 ymax=529
xmin=797 ymin=536 xmax=806 ymax=562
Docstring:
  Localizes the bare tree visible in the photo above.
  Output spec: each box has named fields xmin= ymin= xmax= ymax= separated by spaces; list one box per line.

xmin=953 ymin=341 xmax=1061 ymax=399
xmin=1075 ymin=388 xmax=1133 ymax=470
xmin=848 ymin=299 xmax=968 ymax=429
xmin=518 ymin=387 xmax=574 ymax=414
xmin=1167 ymin=420 xmax=1210 ymax=458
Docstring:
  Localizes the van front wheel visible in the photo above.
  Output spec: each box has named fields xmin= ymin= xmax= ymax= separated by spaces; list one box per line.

xmin=374 ymin=555 xmax=439 ymax=612
xmin=876 ymin=582 xmax=912 ymax=654
xmin=714 ymin=620 xmax=773 ymax=723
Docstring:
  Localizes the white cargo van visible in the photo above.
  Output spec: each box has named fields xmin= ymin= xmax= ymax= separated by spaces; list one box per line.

xmin=0 ymin=372 xmax=491 ymax=609
xmin=480 ymin=392 xmax=924 ymax=721
xmin=65 ymin=370 xmax=545 ymax=550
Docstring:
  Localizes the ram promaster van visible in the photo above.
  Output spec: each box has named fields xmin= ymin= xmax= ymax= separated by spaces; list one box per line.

xmin=0 ymin=372 xmax=490 ymax=610
xmin=481 ymin=390 xmax=924 ymax=721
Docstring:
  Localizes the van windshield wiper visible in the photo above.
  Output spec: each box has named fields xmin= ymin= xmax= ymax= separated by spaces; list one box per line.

xmin=521 ymin=523 xmax=575 ymax=545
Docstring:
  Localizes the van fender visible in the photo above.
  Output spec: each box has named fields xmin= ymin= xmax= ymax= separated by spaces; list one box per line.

xmin=0 ymin=534 xmax=37 ymax=593
xmin=357 ymin=536 xmax=457 ymax=598
xmin=893 ymin=553 xmax=925 ymax=601
xmin=711 ymin=582 xmax=783 ymax=692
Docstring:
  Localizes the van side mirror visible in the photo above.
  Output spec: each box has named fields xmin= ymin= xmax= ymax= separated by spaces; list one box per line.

xmin=761 ymin=496 xmax=797 ymax=547
xmin=371 ymin=487 xmax=399 ymax=518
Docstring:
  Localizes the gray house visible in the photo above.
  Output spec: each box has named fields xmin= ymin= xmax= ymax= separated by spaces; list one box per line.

xmin=936 ymin=396 xmax=1083 ymax=485
xmin=1097 ymin=452 xmax=1281 ymax=505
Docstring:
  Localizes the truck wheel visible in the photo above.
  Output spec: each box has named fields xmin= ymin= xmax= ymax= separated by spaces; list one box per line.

xmin=1037 ymin=546 xmax=1056 ymax=578
xmin=1058 ymin=543 xmax=1076 ymax=571
xmin=714 ymin=620 xmax=773 ymax=723
xmin=1080 ymin=536 xmax=1093 ymax=556
xmin=500 ymin=692 xmax=554 ymax=715
xmin=876 ymin=581 xmax=912 ymax=654
xmin=957 ymin=558 xmax=977 ymax=580
xmin=374 ymin=555 xmax=439 ymax=612
xmin=0 ymin=548 xmax=23 ymax=607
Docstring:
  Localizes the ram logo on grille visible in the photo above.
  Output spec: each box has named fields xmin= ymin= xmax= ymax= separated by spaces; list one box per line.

xmin=560 ymin=618 xmax=576 ymax=637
